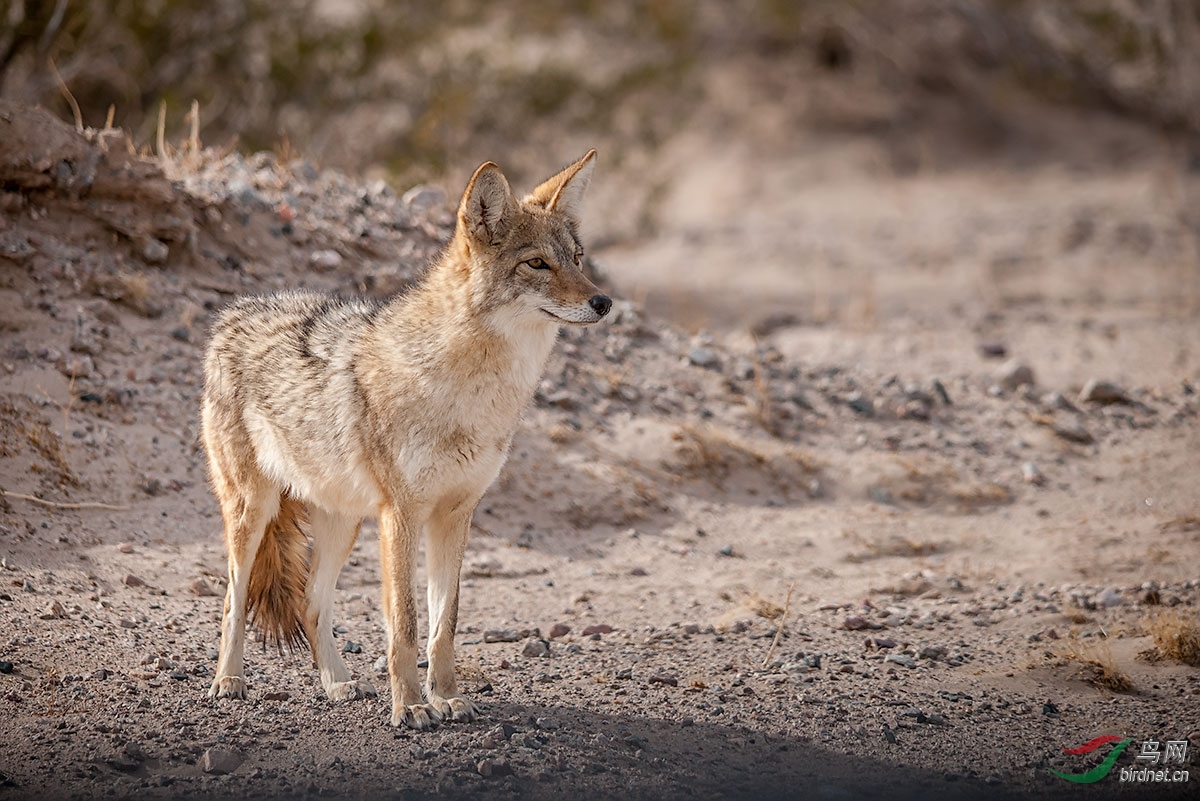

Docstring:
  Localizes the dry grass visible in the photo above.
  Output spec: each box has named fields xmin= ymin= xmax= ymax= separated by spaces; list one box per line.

xmin=667 ymin=423 xmax=820 ymax=494
xmin=715 ymin=590 xmax=788 ymax=632
xmin=1056 ymin=639 xmax=1133 ymax=692
xmin=1143 ymin=609 xmax=1200 ymax=666
xmin=844 ymin=530 xmax=942 ymax=564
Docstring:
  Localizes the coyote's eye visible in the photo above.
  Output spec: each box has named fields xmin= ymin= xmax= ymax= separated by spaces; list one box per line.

xmin=526 ymin=257 xmax=549 ymax=270
xmin=573 ymin=251 xmax=583 ymax=266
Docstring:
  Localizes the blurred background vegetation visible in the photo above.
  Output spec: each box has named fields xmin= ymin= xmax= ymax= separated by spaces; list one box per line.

xmin=2 ymin=0 xmax=1197 ymax=189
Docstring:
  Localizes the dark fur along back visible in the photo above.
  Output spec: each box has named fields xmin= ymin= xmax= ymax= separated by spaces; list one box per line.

xmin=246 ymin=495 xmax=310 ymax=652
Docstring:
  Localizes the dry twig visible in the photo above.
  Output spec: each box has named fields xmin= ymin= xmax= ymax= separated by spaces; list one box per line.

xmin=762 ymin=581 xmax=796 ymax=667
xmin=1 ymin=488 xmax=130 ymax=512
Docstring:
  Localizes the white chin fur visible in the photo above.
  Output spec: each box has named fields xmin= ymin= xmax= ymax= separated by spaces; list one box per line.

xmin=540 ymin=305 xmax=601 ymax=325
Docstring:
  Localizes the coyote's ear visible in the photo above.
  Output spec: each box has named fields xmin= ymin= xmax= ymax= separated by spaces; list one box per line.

xmin=525 ymin=150 xmax=596 ymax=223
xmin=459 ymin=162 xmax=517 ymax=246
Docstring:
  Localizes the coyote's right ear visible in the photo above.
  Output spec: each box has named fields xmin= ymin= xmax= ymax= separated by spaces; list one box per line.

xmin=459 ymin=162 xmax=516 ymax=246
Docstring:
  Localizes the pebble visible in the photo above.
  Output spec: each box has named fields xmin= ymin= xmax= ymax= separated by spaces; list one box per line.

xmin=201 ymin=747 xmax=242 ymax=775
xmin=0 ymin=661 xmax=13 ymax=674
xmin=374 ymin=655 xmax=388 ymax=674
xmin=918 ymin=645 xmax=947 ymax=660
xmin=581 ymin=624 xmax=613 ymax=636
xmin=842 ymin=616 xmax=870 ymax=631
xmin=522 ymin=638 xmax=550 ymax=658
xmin=341 ymin=641 xmax=363 ymax=654
xmin=309 ymin=249 xmax=343 ymax=272
xmin=1021 ymin=462 xmax=1045 ymax=486
xmin=39 ymin=600 xmax=66 ymax=620
xmin=483 ymin=628 xmax=522 ymax=643
xmin=535 ymin=717 xmax=560 ymax=730
xmin=931 ymin=379 xmax=952 ymax=405
xmin=846 ymin=392 xmax=874 ymax=416
xmin=884 ymin=654 xmax=917 ymax=668
xmin=687 ymin=348 xmax=720 ymax=369
xmin=1097 ymin=588 xmax=1123 ymax=608
xmin=189 ymin=578 xmax=218 ymax=597
xmin=717 ymin=544 xmax=735 ymax=557
xmin=549 ymin=623 xmax=571 ymax=638
xmin=648 ymin=673 xmax=678 ymax=687
xmin=123 ymin=574 xmax=147 ymax=588
xmin=978 ymin=342 xmax=1007 ymax=358
xmin=141 ymin=238 xmax=169 ymax=264
xmin=117 ymin=542 xmax=135 ymax=554
xmin=477 ymin=758 xmax=514 ymax=778
xmin=1079 ymin=378 xmax=1131 ymax=405
xmin=1052 ymin=415 xmax=1094 ymax=444
xmin=993 ymin=360 xmax=1034 ymax=391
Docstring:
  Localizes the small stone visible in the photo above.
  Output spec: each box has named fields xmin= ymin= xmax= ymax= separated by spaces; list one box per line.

xmin=1042 ymin=702 xmax=1059 ymax=716
xmin=978 ymin=342 xmax=1007 ymax=359
xmin=884 ymin=654 xmax=917 ymax=668
xmin=549 ymin=623 xmax=571 ymax=639
xmin=169 ymin=327 xmax=190 ymax=343
xmin=477 ymin=758 xmax=514 ymax=778
xmin=263 ymin=691 xmax=290 ymax=701
xmin=867 ymin=487 xmax=895 ymax=506
xmin=123 ymin=574 xmax=146 ymax=588
xmin=117 ymin=542 xmax=135 ymax=554
xmin=189 ymin=578 xmax=218 ymax=597
xmin=1097 ymin=588 xmax=1123 ymax=608
xmin=141 ymin=238 xmax=169 ymax=264
xmin=648 ymin=673 xmax=678 ymax=687
xmin=918 ymin=645 xmax=947 ymax=660
xmin=483 ymin=629 xmax=522 ymax=643
xmin=717 ymin=544 xmax=735 ymax=557
xmin=842 ymin=616 xmax=870 ymax=631
xmin=107 ymin=753 xmax=140 ymax=772
xmin=687 ymin=348 xmax=720 ymax=369
xmin=846 ymin=392 xmax=874 ymax=416
xmin=373 ymin=655 xmax=388 ymax=674
xmin=931 ymin=379 xmax=952 ymax=405
xmin=522 ymin=638 xmax=550 ymax=658
xmin=1079 ymin=379 xmax=1131 ymax=405
xmin=168 ymin=669 xmax=188 ymax=680
xmin=201 ymin=748 xmax=242 ymax=775
xmin=1052 ymin=415 xmax=1093 ymax=444
xmin=535 ymin=717 xmax=560 ymax=730
xmin=993 ymin=360 xmax=1035 ymax=391
xmin=91 ymin=668 xmax=108 ymax=680
xmin=119 ymin=619 xmax=137 ymax=629
xmin=581 ymin=624 xmax=613 ymax=636
xmin=309 ymin=249 xmax=343 ymax=272
xmin=341 ymin=641 xmax=362 ymax=654
xmin=0 ymin=661 xmax=13 ymax=674
xmin=39 ymin=600 xmax=66 ymax=620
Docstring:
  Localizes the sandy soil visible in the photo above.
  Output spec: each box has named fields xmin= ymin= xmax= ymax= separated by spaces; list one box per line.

xmin=1 ymin=99 xmax=1199 ymax=801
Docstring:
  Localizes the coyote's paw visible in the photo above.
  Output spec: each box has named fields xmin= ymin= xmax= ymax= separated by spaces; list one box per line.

xmin=208 ymin=675 xmax=248 ymax=700
xmin=327 ymin=679 xmax=377 ymax=702
xmin=391 ymin=703 xmax=443 ymax=731
xmin=428 ymin=694 xmax=479 ymax=724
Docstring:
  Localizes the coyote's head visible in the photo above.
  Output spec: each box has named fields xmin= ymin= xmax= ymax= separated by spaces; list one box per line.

xmin=453 ymin=150 xmax=611 ymax=328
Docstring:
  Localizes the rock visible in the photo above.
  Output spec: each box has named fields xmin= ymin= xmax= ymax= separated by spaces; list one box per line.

xmin=648 ymin=673 xmax=678 ymax=687
xmin=373 ymin=655 xmax=388 ymax=674
xmin=91 ymin=668 xmax=108 ymax=680
xmin=931 ymin=379 xmax=952 ymax=405
xmin=846 ymin=392 xmax=874 ymax=416
xmin=548 ymin=623 xmax=571 ymax=639
xmin=885 ymin=654 xmax=917 ymax=668
xmin=0 ymin=661 xmax=13 ymax=674
xmin=1097 ymin=588 xmax=1123 ymax=608
xmin=56 ymin=354 xmax=94 ymax=379
xmin=262 ymin=691 xmax=290 ymax=701
xmin=477 ymin=758 xmax=514 ymax=778
xmin=168 ymin=669 xmax=188 ymax=680
xmin=1052 ymin=415 xmax=1093 ymax=444
xmin=1079 ymin=379 xmax=1132 ymax=405
xmin=169 ymin=326 xmax=190 ymax=343
xmin=483 ymin=629 xmax=522 ymax=643
xmin=687 ymin=348 xmax=720 ymax=369
xmin=581 ymin=624 xmax=613 ymax=636
xmin=842 ymin=616 xmax=870 ymax=631
xmin=123 ymin=574 xmax=146 ymax=588
xmin=522 ymin=638 xmax=550 ymax=658
xmin=189 ymin=578 xmax=218 ymax=597
xmin=717 ymin=544 xmax=735 ymax=557
xmin=341 ymin=640 xmax=362 ymax=654
xmin=1021 ymin=462 xmax=1045 ymax=486
xmin=918 ymin=645 xmax=947 ymax=660
xmin=978 ymin=342 xmax=1007 ymax=359
xmin=107 ymin=752 xmax=140 ymax=772
xmin=201 ymin=748 xmax=242 ymax=775
xmin=141 ymin=238 xmax=169 ymax=264
xmin=39 ymin=600 xmax=66 ymax=620
xmin=535 ymin=716 xmax=560 ymax=730
xmin=309 ymin=249 xmax=343 ymax=272
xmin=117 ymin=542 xmax=135 ymax=554
xmin=993 ymin=360 xmax=1034 ymax=391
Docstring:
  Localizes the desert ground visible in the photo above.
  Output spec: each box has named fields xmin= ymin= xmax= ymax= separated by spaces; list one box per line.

xmin=1 ymin=65 xmax=1199 ymax=801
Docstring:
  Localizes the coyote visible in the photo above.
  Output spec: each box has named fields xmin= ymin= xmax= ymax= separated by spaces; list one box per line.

xmin=201 ymin=151 xmax=610 ymax=729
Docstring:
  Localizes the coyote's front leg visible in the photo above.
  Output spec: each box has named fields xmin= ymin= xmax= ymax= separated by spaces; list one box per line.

xmin=380 ymin=503 xmax=441 ymax=730
xmin=424 ymin=505 xmax=479 ymax=723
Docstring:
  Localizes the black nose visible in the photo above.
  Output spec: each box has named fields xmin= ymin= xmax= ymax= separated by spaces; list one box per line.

xmin=589 ymin=294 xmax=612 ymax=317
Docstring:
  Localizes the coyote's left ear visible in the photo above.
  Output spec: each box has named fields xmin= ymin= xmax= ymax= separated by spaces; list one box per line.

xmin=525 ymin=150 xmax=596 ymax=223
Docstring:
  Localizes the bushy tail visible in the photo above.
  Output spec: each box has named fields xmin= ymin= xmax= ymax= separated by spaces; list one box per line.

xmin=247 ymin=494 xmax=309 ymax=652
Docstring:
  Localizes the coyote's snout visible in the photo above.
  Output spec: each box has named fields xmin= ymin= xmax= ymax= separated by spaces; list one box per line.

xmin=201 ymin=151 xmax=608 ymax=729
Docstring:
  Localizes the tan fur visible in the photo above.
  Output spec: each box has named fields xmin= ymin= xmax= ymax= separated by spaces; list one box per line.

xmin=202 ymin=151 xmax=610 ymax=728
xmin=245 ymin=495 xmax=309 ymax=652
